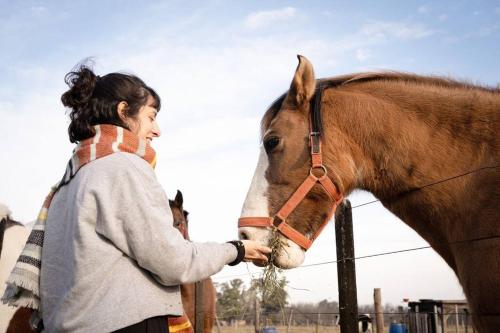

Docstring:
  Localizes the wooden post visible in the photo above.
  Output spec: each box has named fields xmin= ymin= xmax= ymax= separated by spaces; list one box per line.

xmin=434 ymin=304 xmax=441 ymax=333
xmin=374 ymin=288 xmax=384 ymax=333
xmin=335 ymin=200 xmax=358 ymax=333
xmin=195 ymin=281 xmax=205 ymax=333
xmin=254 ymin=297 xmax=260 ymax=333
xmin=442 ymin=310 xmax=447 ymax=333
xmin=286 ymin=309 xmax=293 ymax=333
xmin=215 ymin=312 xmax=222 ymax=333
xmin=315 ymin=312 xmax=320 ymax=333
xmin=464 ymin=309 xmax=470 ymax=333
xmin=415 ymin=304 xmax=421 ymax=333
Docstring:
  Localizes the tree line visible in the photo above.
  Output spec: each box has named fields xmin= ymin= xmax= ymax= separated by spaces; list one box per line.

xmin=215 ymin=278 xmax=403 ymax=326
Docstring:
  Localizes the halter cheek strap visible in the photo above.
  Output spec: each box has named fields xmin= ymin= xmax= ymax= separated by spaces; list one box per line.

xmin=238 ymin=85 xmax=344 ymax=250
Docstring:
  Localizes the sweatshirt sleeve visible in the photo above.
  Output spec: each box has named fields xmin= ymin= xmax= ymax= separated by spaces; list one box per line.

xmin=90 ymin=152 xmax=237 ymax=286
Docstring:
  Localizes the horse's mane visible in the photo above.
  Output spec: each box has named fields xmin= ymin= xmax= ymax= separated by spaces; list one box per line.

xmin=261 ymin=72 xmax=500 ymax=136
xmin=322 ymin=72 xmax=500 ymax=93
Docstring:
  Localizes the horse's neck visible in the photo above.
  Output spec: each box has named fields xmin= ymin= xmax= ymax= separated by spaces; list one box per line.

xmin=324 ymin=81 xmax=499 ymax=253
xmin=328 ymin=81 xmax=498 ymax=194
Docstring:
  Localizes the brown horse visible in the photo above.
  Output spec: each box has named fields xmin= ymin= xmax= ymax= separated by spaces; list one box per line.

xmin=238 ymin=56 xmax=499 ymax=332
xmin=170 ymin=190 xmax=217 ymax=333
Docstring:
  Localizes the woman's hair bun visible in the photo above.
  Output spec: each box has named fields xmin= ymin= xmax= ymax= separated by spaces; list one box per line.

xmin=61 ymin=64 xmax=98 ymax=109
xmin=62 ymin=58 xmax=161 ymax=143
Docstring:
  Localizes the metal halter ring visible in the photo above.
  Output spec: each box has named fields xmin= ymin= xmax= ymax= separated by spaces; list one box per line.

xmin=310 ymin=165 xmax=327 ymax=179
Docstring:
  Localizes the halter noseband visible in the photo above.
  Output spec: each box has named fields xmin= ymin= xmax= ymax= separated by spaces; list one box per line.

xmin=238 ymin=84 xmax=344 ymax=250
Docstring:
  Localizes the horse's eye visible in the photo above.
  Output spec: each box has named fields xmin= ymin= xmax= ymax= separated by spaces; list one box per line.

xmin=173 ymin=220 xmax=181 ymax=227
xmin=264 ymin=137 xmax=280 ymax=154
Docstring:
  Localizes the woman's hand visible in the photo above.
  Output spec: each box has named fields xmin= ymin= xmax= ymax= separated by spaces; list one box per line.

xmin=241 ymin=240 xmax=272 ymax=263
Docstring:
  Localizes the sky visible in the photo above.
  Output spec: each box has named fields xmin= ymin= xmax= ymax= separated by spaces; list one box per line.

xmin=0 ymin=0 xmax=499 ymax=307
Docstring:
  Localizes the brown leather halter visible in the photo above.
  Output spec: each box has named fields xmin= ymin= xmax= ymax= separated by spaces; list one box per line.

xmin=238 ymin=84 xmax=344 ymax=250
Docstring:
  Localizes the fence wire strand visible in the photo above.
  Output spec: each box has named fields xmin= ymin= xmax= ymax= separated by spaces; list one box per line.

xmin=214 ymin=234 xmax=500 ymax=280
xmin=214 ymin=165 xmax=500 ymax=278
xmin=351 ymin=164 xmax=500 ymax=209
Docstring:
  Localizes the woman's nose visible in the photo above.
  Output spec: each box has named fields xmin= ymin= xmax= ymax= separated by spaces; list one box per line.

xmin=153 ymin=123 xmax=161 ymax=137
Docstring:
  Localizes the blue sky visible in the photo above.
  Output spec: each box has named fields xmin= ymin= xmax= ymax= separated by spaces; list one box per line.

xmin=1 ymin=0 xmax=499 ymax=305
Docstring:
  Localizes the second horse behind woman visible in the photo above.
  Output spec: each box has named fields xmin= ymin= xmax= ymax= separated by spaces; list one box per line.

xmin=169 ymin=190 xmax=216 ymax=333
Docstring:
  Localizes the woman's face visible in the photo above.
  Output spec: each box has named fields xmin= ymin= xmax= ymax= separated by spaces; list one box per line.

xmin=123 ymin=96 xmax=161 ymax=143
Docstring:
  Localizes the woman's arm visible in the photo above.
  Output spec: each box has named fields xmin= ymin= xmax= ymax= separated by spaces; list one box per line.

xmin=90 ymin=152 xmax=238 ymax=286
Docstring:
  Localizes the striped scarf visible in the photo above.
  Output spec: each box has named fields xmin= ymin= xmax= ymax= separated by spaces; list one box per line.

xmin=168 ymin=314 xmax=193 ymax=333
xmin=1 ymin=124 xmax=156 ymax=318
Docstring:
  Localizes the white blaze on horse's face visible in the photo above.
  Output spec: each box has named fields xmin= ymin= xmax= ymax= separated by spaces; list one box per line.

xmin=239 ymin=147 xmax=305 ymax=269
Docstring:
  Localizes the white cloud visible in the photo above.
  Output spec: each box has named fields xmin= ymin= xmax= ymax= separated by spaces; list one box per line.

xmin=30 ymin=5 xmax=47 ymax=16
xmin=465 ymin=25 xmax=499 ymax=38
xmin=442 ymin=36 xmax=460 ymax=44
xmin=323 ymin=10 xmax=334 ymax=18
xmin=417 ymin=4 xmax=431 ymax=14
xmin=361 ymin=21 xmax=434 ymax=41
xmin=438 ymin=14 xmax=448 ymax=21
xmin=244 ymin=7 xmax=297 ymax=30
xmin=355 ymin=48 xmax=371 ymax=61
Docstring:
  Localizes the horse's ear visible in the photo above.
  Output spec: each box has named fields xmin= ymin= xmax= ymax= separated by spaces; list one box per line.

xmin=175 ymin=190 xmax=183 ymax=207
xmin=284 ymin=55 xmax=316 ymax=108
xmin=0 ymin=203 xmax=11 ymax=221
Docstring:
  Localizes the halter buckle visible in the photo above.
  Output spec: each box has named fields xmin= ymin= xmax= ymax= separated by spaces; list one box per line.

xmin=310 ymin=165 xmax=327 ymax=179
xmin=309 ymin=132 xmax=321 ymax=154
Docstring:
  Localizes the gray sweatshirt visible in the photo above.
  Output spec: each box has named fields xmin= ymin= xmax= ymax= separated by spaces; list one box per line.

xmin=40 ymin=152 xmax=237 ymax=332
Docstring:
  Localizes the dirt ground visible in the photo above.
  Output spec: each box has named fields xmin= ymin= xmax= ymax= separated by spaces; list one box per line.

xmin=218 ymin=326 xmax=341 ymax=333
xmin=216 ymin=325 xmax=469 ymax=333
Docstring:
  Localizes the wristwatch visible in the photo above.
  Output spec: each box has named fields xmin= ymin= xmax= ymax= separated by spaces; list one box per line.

xmin=227 ymin=240 xmax=245 ymax=266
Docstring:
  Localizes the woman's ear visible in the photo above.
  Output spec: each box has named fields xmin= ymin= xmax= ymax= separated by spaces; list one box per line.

xmin=117 ymin=101 xmax=129 ymax=121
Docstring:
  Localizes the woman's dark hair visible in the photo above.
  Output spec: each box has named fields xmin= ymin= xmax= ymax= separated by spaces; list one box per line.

xmin=61 ymin=63 xmax=161 ymax=143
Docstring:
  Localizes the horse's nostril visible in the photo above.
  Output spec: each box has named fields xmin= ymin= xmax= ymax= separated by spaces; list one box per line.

xmin=239 ymin=230 xmax=249 ymax=240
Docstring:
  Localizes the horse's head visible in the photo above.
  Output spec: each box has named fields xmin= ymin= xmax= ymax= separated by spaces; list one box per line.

xmin=169 ymin=190 xmax=190 ymax=240
xmin=239 ymin=56 xmax=356 ymax=268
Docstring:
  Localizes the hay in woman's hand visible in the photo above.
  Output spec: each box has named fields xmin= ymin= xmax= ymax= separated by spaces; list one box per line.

xmin=261 ymin=229 xmax=286 ymax=300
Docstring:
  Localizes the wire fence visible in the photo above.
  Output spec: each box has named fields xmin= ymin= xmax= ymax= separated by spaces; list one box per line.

xmin=209 ymin=308 xmax=478 ymax=333
xmin=211 ymin=166 xmax=500 ymax=332
xmin=213 ymin=233 xmax=500 ymax=282
xmin=214 ymin=165 xmax=500 ymax=282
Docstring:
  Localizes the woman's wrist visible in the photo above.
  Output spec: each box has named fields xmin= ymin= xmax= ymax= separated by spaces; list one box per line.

xmin=227 ymin=240 xmax=245 ymax=266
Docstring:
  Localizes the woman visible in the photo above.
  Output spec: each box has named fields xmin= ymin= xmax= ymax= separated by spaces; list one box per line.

xmin=4 ymin=64 xmax=271 ymax=333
